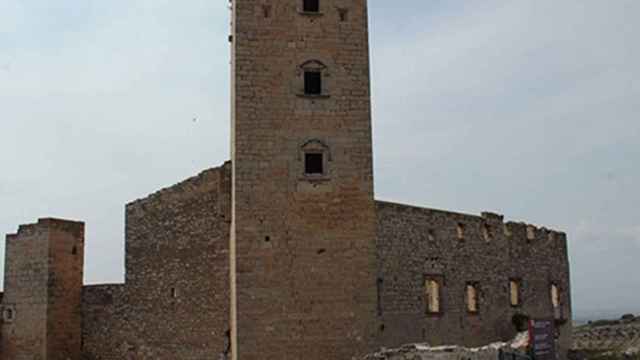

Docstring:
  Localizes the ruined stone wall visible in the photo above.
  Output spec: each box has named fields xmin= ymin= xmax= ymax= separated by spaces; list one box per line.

xmin=81 ymin=163 xmax=232 ymax=359
xmin=375 ymin=201 xmax=572 ymax=356
xmin=231 ymin=0 xmax=379 ymax=358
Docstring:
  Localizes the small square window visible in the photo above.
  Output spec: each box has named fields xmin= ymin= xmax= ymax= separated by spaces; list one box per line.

xmin=303 ymin=0 xmax=319 ymax=13
xmin=305 ymin=153 xmax=324 ymax=175
xmin=304 ymin=71 xmax=322 ymax=95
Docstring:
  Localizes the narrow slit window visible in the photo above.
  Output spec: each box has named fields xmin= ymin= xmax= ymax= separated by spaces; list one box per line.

xmin=510 ymin=280 xmax=521 ymax=306
xmin=551 ymin=284 xmax=560 ymax=308
xmin=303 ymin=0 xmax=319 ymax=13
xmin=305 ymin=153 xmax=324 ymax=175
xmin=483 ymin=224 xmax=492 ymax=242
xmin=456 ymin=223 xmax=465 ymax=241
xmin=466 ymin=284 xmax=479 ymax=313
xmin=425 ymin=278 xmax=441 ymax=314
xmin=304 ymin=71 xmax=322 ymax=95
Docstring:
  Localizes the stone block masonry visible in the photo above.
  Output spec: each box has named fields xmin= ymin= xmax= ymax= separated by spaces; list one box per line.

xmin=1 ymin=218 xmax=84 ymax=360
xmin=1 ymin=0 xmax=572 ymax=358
xmin=375 ymin=201 xmax=572 ymax=356
xmin=231 ymin=0 xmax=379 ymax=359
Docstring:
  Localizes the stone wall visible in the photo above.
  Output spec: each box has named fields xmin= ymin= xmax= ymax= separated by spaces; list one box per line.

xmin=2 ymin=221 xmax=50 ymax=359
xmin=1 ymin=218 xmax=84 ymax=360
xmin=80 ymin=162 xmax=232 ymax=359
xmin=47 ymin=220 xmax=84 ymax=359
xmin=374 ymin=201 xmax=572 ymax=357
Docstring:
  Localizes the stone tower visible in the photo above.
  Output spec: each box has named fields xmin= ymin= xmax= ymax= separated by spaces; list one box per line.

xmin=230 ymin=0 xmax=378 ymax=358
xmin=1 ymin=218 xmax=84 ymax=360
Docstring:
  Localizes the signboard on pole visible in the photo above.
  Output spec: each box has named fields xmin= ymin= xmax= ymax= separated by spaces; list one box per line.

xmin=528 ymin=319 xmax=556 ymax=360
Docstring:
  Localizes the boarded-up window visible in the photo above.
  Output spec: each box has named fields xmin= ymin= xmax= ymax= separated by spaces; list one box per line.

xmin=466 ymin=283 xmax=479 ymax=313
xmin=425 ymin=278 xmax=441 ymax=314
xmin=551 ymin=284 xmax=560 ymax=308
xmin=510 ymin=280 xmax=521 ymax=306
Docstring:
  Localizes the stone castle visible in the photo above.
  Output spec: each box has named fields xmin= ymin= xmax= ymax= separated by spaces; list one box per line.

xmin=0 ymin=0 xmax=572 ymax=359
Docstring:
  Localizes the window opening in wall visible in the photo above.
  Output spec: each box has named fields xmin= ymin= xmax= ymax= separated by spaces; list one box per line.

xmin=551 ymin=283 xmax=560 ymax=308
xmin=338 ymin=8 xmax=348 ymax=21
xmin=72 ymin=245 xmax=77 ymax=255
xmin=504 ymin=224 xmax=512 ymax=237
xmin=456 ymin=223 xmax=465 ymax=241
xmin=171 ymin=287 xmax=178 ymax=298
xmin=466 ymin=283 xmax=479 ymax=313
xmin=510 ymin=280 xmax=521 ymax=306
xmin=482 ymin=224 xmax=492 ymax=242
xmin=262 ymin=4 xmax=272 ymax=18
xmin=303 ymin=0 xmax=319 ymax=13
xmin=425 ymin=278 xmax=441 ymax=314
xmin=427 ymin=229 xmax=435 ymax=242
xmin=3 ymin=308 xmax=14 ymax=323
xmin=304 ymin=71 xmax=322 ymax=95
xmin=305 ymin=153 xmax=324 ymax=175
xmin=527 ymin=226 xmax=536 ymax=241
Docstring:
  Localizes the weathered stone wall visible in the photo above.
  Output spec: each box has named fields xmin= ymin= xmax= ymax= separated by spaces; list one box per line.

xmin=2 ymin=221 xmax=50 ymax=359
xmin=80 ymin=162 xmax=232 ymax=359
xmin=231 ymin=0 xmax=379 ymax=359
xmin=375 ymin=201 xmax=572 ymax=357
xmin=47 ymin=220 xmax=84 ymax=359
xmin=1 ymin=218 xmax=84 ymax=360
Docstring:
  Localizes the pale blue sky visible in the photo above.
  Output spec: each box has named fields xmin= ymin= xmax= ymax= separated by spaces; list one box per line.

xmin=1 ymin=0 xmax=639 ymax=319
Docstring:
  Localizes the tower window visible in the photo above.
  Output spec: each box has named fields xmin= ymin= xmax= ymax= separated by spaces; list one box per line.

xmin=305 ymin=153 xmax=324 ymax=175
xmin=303 ymin=0 xmax=319 ymax=13
xmin=304 ymin=71 xmax=322 ymax=95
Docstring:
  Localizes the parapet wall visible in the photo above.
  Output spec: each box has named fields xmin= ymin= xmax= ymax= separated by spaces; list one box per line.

xmin=81 ymin=162 xmax=232 ymax=359
xmin=374 ymin=201 xmax=572 ymax=356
